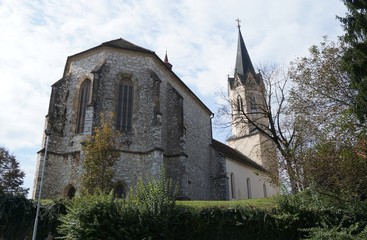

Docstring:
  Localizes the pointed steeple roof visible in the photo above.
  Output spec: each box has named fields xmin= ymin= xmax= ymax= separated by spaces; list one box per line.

xmin=163 ymin=51 xmax=172 ymax=70
xmin=235 ymin=22 xmax=255 ymax=81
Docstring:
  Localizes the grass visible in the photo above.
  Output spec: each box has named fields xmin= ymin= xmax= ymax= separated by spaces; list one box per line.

xmin=177 ymin=197 xmax=276 ymax=209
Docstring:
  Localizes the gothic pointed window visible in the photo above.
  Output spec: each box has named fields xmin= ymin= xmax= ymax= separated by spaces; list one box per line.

xmin=77 ymin=79 xmax=91 ymax=133
xmin=63 ymin=184 xmax=76 ymax=199
xmin=263 ymin=183 xmax=267 ymax=198
xmin=246 ymin=177 xmax=252 ymax=199
xmin=230 ymin=172 xmax=236 ymax=199
xmin=237 ymin=95 xmax=243 ymax=113
xmin=250 ymin=96 xmax=257 ymax=112
xmin=67 ymin=186 xmax=76 ymax=199
xmin=117 ymin=80 xmax=133 ymax=132
xmin=113 ymin=182 xmax=126 ymax=198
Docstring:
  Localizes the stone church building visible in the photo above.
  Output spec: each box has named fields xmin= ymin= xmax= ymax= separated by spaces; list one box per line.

xmin=33 ymin=27 xmax=278 ymax=200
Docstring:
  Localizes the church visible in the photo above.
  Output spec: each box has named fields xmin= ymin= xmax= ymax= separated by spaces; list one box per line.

xmin=33 ymin=26 xmax=278 ymax=200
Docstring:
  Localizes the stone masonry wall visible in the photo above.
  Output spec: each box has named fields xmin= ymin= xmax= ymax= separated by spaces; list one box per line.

xmin=209 ymin=148 xmax=229 ymax=200
xmin=34 ymin=47 xmax=214 ymax=200
xmin=150 ymin=62 xmax=213 ymax=200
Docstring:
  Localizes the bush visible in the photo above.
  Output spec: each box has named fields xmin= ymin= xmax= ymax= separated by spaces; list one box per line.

xmin=58 ymin=171 xmax=177 ymax=239
xmin=276 ymin=190 xmax=367 ymax=240
xmin=57 ymin=195 xmax=143 ymax=240
xmin=56 ymin=185 xmax=367 ymax=239
xmin=0 ymin=194 xmax=65 ymax=239
xmin=303 ymin=224 xmax=367 ymax=240
xmin=0 ymin=194 xmax=34 ymax=239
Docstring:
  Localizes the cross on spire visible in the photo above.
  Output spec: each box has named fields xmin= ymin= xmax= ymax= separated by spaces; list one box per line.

xmin=236 ymin=18 xmax=241 ymax=29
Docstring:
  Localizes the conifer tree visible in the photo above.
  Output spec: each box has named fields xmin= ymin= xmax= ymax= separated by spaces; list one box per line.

xmin=80 ymin=115 xmax=120 ymax=195
xmin=338 ymin=0 xmax=367 ymax=122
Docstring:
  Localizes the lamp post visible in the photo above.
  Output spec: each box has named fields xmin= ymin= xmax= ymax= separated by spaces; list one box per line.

xmin=32 ymin=128 xmax=51 ymax=240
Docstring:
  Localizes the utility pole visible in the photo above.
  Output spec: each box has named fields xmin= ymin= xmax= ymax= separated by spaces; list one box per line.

xmin=32 ymin=128 xmax=51 ymax=240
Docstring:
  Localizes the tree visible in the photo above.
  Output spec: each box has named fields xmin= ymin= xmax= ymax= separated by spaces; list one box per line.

xmin=338 ymin=0 xmax=367 ymax=122
xmin=80 ymin=115 xmax=121 ymax=195
xmin=0 ymin=146 xmax=28 ymax=195
xmin=289 ymin=38 xmax=357 ymax=133
xmin=303 ymin=135 xmax=367 ymax=201
xmin=218 ymin=65 xmax=315 ymax=193
xmin=289 ymin=37 xmax=367 ymax=201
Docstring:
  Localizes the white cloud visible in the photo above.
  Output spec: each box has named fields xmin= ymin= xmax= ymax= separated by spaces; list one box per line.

xmin=0 ymin=0 xmax=347 ymax=197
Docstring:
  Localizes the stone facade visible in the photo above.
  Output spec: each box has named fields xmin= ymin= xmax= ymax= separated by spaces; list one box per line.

xmin=33 ymin=34 xmax=278 ymax=201
xmin=33 ymin=39 xmax=213 ymax=200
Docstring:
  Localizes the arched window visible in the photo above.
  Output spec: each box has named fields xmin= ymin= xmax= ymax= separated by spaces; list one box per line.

xmin=76 ymin=79 xmax=91 ymax=133
xmin=246 ymin=177 xmax=252 ymax=199
xmin=113 ymin=182 xmax=126 ymax=198
xmin=64 ymin=184 xmax=76 ymax=199
xmin=237 ymin=95 xmax=243 ymax=113
xmin=250 ymin=96 xmax=257 ymax=112
xmin=117 ymin=79 xmax=133 ymax=132
xmin=230 ymin=172 xmax=236 ymax=199
xmin=263 ymin=183 xmax=267 ymax=198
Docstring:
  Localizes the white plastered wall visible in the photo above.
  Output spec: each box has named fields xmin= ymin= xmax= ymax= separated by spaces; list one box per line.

xmin=226 ymin=158 xmax=278 ymax=200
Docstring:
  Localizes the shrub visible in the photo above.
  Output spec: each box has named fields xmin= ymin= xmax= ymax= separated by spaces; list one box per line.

xmin=0 ymin=194 xmax=65 ymax=239
xmin=58 ymin=171 xmax=177 ymax=239
xmin=57 ymin=194 xmax=143 ymax=240
xmin=276 ymin=190 xmax=367 ymax=240
xmin=303 ymin=224 xmax=367 ymax=240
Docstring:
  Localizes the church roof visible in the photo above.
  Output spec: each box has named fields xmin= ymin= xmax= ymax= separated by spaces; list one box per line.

xmin=235 ymin=27 xmax=255 ymax=82
xmin=211 ymin=139 xmax=266 ymax=172
xmin=101 ymin=38 xmax=155 ymax=54
xmin=66 ymin=38 xmax=154 ymax=60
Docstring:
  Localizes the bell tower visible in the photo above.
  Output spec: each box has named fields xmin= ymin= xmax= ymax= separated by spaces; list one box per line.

xmin=226 ymin=21 xmax=274 ymax=168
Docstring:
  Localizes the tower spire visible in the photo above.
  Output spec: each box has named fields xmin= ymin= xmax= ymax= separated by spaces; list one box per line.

xmin=234 ymin=19 xmax=255 ymax=82
xmin=163 ymin=50 xmax=172 ymax=70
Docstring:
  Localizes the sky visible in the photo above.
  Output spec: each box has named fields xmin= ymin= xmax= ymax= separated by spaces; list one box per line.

xmin=0 ymin=0 xmax=347 ymax=198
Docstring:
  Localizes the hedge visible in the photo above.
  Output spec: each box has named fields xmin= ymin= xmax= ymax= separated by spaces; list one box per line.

xmin=1 ymin=194 xmax=367 ymax=239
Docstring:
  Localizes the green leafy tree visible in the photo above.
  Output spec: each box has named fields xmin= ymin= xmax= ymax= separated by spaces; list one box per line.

xmin=290 ymin=39 xmax=351 ymax=113
xmin=289 ymin=38 xmax=359 ymax=134
xmin=0 ymin=146 xmax=27 ymax=195
xmin=303 ymin=135 xmax=367 ymax=201
xmin=338 ymin=0 xmax=367 ymax=122
xmin=80 ymin=115 xmax=120 ymax=195
xmin=290 ymin=38 xmax=367 ymax=201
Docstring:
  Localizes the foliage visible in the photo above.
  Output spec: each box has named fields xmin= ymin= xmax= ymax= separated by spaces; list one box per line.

xmin=129 ymin=169 xmax=176 ymax=217
xmin=303 ymin=224 xmax=367 ymax=240
xmin=303 ymin=135 xmax=367 ymax=202
xmin=81 ymin=114 xmax=121 ymax=195
xmin=276 ymin=190 xmax=367 ymax=240
xmin=57 ymin=194 xmax=142 ymax=240
xmin=0 ymin=146 xmax=28 ymax=196
xmin=289 ymin=38 xmax=355 ymax=130
xmin=58 ymin=170 xmax=177 ymax=239
xmin=57 ymin=195 xmax=305 ymax=240
xmin=57 ymin=178 xmax=365 ymax=240
xmin=2 ymin=191 xmax=364 ymax=240
xmin=289 ymin=37 xmax=367 ymax=202
xmin=338 ymin=0 xmax=367 ymax=122
xmin=0 ymin=194 xmax=34 ymax=239
xmin=0 ymin=194 xmax=65 ymax=239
